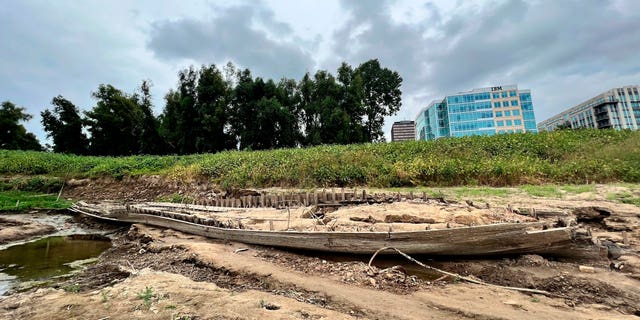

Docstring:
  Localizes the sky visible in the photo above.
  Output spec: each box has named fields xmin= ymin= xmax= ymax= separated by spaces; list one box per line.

xmin=2 ymin=0 xmax=640 ymax=144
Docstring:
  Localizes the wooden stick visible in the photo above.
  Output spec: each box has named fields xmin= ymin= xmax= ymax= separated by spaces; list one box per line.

xmin=56 ymin=180 xmax=65 ymax=202
xmin=368 ymin=246 xmax=565 ymax=298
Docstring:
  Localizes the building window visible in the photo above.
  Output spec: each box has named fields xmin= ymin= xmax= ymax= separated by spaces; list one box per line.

xmin=495 ymin=111 xmax=503 ymax=117
xmin=497 ymin=120 xmax=504 ymax=126
xmin=504 ymin=110 xmax=511 ymax=117
xmin=511 ymin=100 xmax=519 ymax=106
xmin=506 ymin=120 xmax=513 ymax=126
xmin=509 ymin=91 xmax=517 ymax=97
xmin=512 ymin=110 xmax=520 ymax=116
xmin=514 ymin=119 xmax=522 ymax=125
xmin=501 ymin=92 xmax=508 ymax=98
xmin=494 ymin=102 xmax=500 ymax=108
xmin=493 ymin=93 xmax=499 ymax=99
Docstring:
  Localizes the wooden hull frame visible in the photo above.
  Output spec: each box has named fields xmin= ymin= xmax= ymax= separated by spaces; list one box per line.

xmin=70 ymin=203 xmax=605 ymax=259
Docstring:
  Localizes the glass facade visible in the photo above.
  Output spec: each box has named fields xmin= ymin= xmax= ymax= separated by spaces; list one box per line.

xmin=538 ymin=86 xmax=640 ymax=131
xmin=415 ymin=84 xmax=537 ymax=140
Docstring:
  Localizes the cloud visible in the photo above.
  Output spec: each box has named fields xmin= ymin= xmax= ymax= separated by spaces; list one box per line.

xmin=330 ymin=0 xmax=640 ymax=135
xmin=147 ymin=3 xmax=314 ymax=80
xmin=0 ymin=1 xmax=176 ymax=143
xmin=2 ymin=0 xmax=639 ymax=145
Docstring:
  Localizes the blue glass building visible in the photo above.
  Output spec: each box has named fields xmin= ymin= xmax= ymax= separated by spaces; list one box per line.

xmin=415 ymin=85 xmax=537 ymax=140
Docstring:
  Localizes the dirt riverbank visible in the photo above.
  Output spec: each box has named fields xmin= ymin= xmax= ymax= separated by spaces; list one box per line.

xmin=1 ymin=182 xmax=640 ymax=319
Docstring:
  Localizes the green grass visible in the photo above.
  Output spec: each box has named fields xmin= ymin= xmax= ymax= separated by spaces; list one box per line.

xmin=0 ymin=191 xmax=72 ymax=211
xmin=520 ymin=185 xmax=562 ymax=198
xmin=607 ymin=191 xmax=640 ymax=207
xmin=560 ymin=184 xmax=597 ymax=194
xmin=1 ymin=129 xmax=640 ymax=188
xmin=451 ymin=187 xmax=514 ymax=198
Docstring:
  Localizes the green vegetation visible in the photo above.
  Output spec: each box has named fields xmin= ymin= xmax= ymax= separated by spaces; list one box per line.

xmin=1 ymin=176 xmax=64 ymax=193
xmin=0 ymin=191 xmax=72 ymax=211
xmin=1 ymin=129 xmax=639 ymax=188
xmin=156 ymin=193 xmax=194 ymax=204
xmin=607 ymin=191 xmax=640 ymax=207
xmin=0 ymin=101 xmax=42 ymax=151
xmin=63 ymin=284 xmax=81 ymax=293
xmin=521 ymin=185 xmax=563 ymax=198
xmin=560 ymin=184 xmax=596 ymax=194
xmin=137 ymin=286 xmax=155 ymax=308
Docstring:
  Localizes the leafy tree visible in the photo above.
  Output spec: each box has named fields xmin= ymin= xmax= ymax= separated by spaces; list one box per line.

xmin=41 ymin=95 xmax=88 ymax=154
xmin=195 ymin=65 xmax=235 ymax=153
xmin=355 ymin=59 xmax=402 ymax=142
xmin=229 ymin=71 xmax=262 ymax=150
xmin=85 ymin=84 xmax=145 ymax=155
xmin=0 ymin=101 xmax=42 ymax=151
xmin=228 ymin=70 xmax=301 ymax=150
xmin=159 ymin=67 xmax=199 ymax=154
xmin=135 ymin=80 xmax=166 ymax=154
xmin=159 ymin=89 xmax=181 ymax=153
xmin=337 ymin=62 xmax=366 ymax=143
xmin=556 ymin=121 xmax=573 ymax=130
xmin=297 ymin=72 xmax=321 ymax=146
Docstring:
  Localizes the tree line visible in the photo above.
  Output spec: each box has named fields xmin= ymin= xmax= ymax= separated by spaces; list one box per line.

xmin=1 ymin=59 xmax=402 ymax=155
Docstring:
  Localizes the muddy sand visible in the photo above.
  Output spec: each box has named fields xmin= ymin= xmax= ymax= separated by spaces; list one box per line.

xmin=1 ymin=185 xmax=640 ymax=319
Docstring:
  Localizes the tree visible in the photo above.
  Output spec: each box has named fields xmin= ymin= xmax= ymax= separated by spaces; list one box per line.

xmin=355 ymin=59 xmax=402 ymax=142
xmin=135 ymin=80 xmax=166 ymax=154
xmin=337 ymin=62 xmax=366 ymax=143
xmin=85 ymin=84 xmax=145 ymax=155
xmin=195 ymin=65 xmax=235 ymax=153
xmin=0 ymin=101 xmax=42 ymax=150
xmin=159 ymin=67 xmax=199 ymax=154
xmin=41 ymin=95 xmax=88 ymax=154
xmin=556 ymin=121 xmax=573 ymax=130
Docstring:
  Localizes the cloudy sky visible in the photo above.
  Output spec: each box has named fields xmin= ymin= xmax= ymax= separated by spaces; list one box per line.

xmin=2 ymin=0 xmax=639 ymax=144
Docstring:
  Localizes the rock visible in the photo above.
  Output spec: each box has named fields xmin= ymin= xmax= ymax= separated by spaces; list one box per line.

xmin=517 ymin=254 xmax=548 ymax=266
xmin=66 ymin=178 xmax=90 ymax=187
xmin=578 ymin=265 xmax=595 ymax=273
xmin=609 ymin=262 xmax=625 ymax=270
xmin=602 ymin=240 xmax=623 ymax=260
xmin=502 ymin=300 xmax=522 ymax=308
xmin=368 ymin=278 xmax=377 ymax=287
xmin=301 ymin=206 xmax=322 ymax=219
xmin=452 ymin=214 xmax=483 ymax=225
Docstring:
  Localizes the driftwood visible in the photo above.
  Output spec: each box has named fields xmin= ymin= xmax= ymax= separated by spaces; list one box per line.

xmin=516 ymin=208 xmax=568 ymax=218
xmin=71 ymin=201 xmax=606 ymax=259
xmin=350 ymin=216 xmax=382 ymax=223
xmin=368 ymin=247 xmax=566 ymax=298
xmin=384 ymin=214 xmax=435 ymax=224
xmin=572 ymin=207 xmax=611 ymax=223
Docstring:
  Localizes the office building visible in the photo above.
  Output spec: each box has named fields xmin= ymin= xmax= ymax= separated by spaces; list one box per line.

xmin=391 ymin=120 xmax=416 ymax=141
xmin=415 ymin=84 xmax=537 ymax=140
xmin=538 ymin=86 xmax=640 ymax=131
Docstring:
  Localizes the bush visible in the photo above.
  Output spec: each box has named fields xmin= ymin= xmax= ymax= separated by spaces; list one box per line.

xmin=1 ymin=129 xmax=639 ymax=188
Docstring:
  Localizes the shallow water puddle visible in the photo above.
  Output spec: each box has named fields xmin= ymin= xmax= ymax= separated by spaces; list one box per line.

xmin=0 ymin=235 xmax=111 ymax=295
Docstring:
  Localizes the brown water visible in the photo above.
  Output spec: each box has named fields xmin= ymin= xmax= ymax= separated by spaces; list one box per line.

xmin=0 ymin=235 xmax=111 ymax=295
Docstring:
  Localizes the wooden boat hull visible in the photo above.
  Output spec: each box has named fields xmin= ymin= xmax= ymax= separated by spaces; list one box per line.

xmin=70 ymin=202 xmax=605 ymax=259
